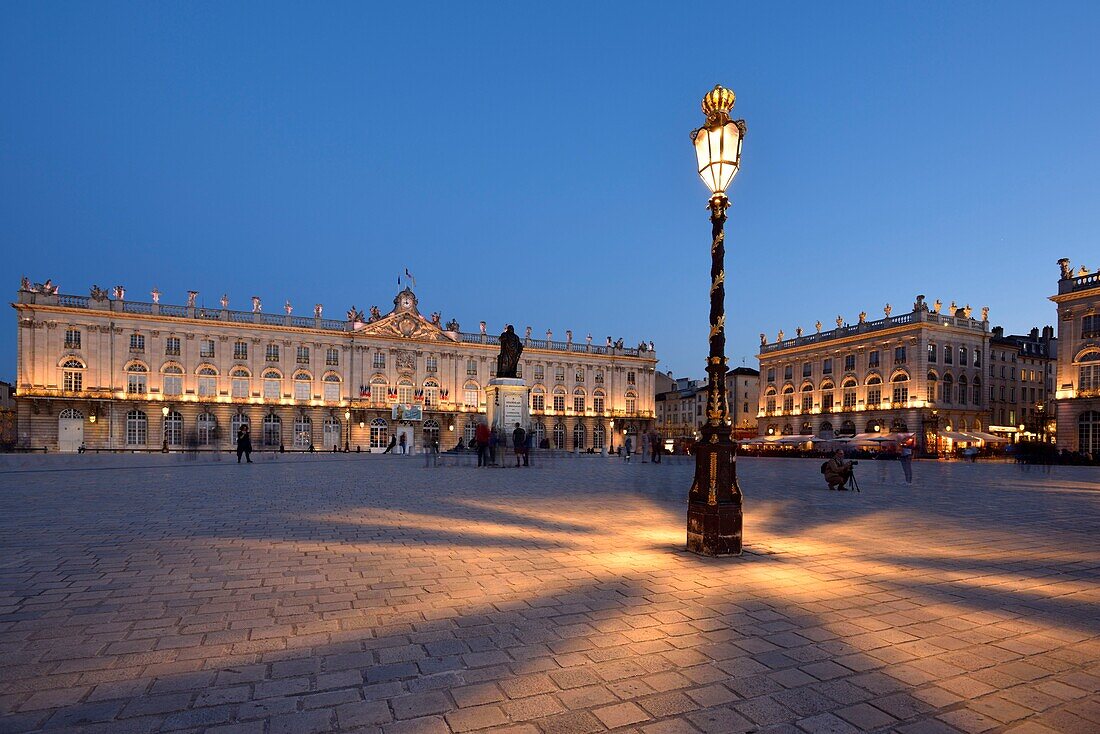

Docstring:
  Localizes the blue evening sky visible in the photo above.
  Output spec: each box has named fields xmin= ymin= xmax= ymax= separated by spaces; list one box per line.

xmin=3 ymin=2 xmax=1098 ymax=383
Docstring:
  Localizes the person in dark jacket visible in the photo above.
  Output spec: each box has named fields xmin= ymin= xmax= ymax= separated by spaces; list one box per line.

xmin=512 ymin=423 xmax=526 ymax=467
xmin=383 ymin=434 xmax=396 ymax=454
xmin=475 ymin=421 xmax=491 ymax=467
xmin=236 ymin=425 xmax=253 ymax=463
xmin=823 ymin=450 xmax=852 ymax=490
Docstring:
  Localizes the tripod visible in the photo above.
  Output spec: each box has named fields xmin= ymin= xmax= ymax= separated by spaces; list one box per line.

xmin=846 ymin=467 xmax=861 ymax=493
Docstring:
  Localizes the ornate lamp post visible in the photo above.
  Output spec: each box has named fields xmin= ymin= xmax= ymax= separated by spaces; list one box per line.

xmin=686 ymin=85 xmax=746 ymax=556
xmin=344 ymin=409 xmax=351 ymax=452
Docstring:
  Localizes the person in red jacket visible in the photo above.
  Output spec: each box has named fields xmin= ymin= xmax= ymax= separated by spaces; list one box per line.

xmin=475 ymin=421 xmax=491 ymax=467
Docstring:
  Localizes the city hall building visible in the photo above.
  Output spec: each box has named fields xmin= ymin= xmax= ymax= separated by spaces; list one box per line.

xmin=12 ymin=282 xmax=658 ymax=453
xmin=756 ymin=296 xmax=992 ymax=454
xmin=1052 ymin=258 xmax=1100 ymax=455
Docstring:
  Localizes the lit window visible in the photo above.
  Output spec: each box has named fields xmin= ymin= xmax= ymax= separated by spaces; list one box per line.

xmin=165 ymin=337 xmax=180 ymax=356
xmin=294 ymin=416 xmax=312 ymax=448
xmin=296 ymin=346 xmax=310 ymax=364
xmin=370 ymin=418 xmax=388 ymax=449
xmin=265 ymin=344 xmax=280 ymax=362
xmin=126 ymin=410 xmax=147 ymax=445
xmin=231 ymin=368 xmax=250 ymax=398
xmin=62 ymin=358 xmax=84 ymax=392
xmin=263 ymin=369 xmax=281 ymax=399
xmin=126 ymin=363 xmax=148 ymax=394
xmin=234 ymin=341 xmax=248 ymax=360
xmin=162 ymin=364 xmax=183 ymax=396
xmin=593 ymin=391 xmax=605 ymax=413
xmin=423 ymin=379 xmax=439 ymax=407
xmin=294 ymin=373 xmax=311 ymax=401
xmin=323 ymin=374 xmax=341 ymax=402
xmin=163 ymin=411 xmax=183 ymax=446
xmin=397 ymin=379 xmax=414 ymax=404
xmin=553 ymin=388 xmax=566 ymax=412
xmin=464 ymin=382 xmax=480 ymax=408
xmin=531 ymin=388 xmax=545 ymax=411
xmin=65 ymin=328 xmax=81 ymax=349
xmin=534 ymin=365 xmax=545 ymax=381
xmin=626 ymin=393 xmax=637 ymax=413
xmin=130 ymin=334 xmax=145 ymax=352
xmin=573 ymin=388 xmax=586 ymax=413
xmin=425 ymin=355 xmax=437 ymax=372
xmin=197 ymin=367 xmax=217 ymax=397
xmin=326 ymin=348 xmax=339 ymax=366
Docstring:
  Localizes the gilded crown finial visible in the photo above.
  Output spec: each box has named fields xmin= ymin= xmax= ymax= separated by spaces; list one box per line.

xmin=701 ymin=85 xmax=736 ymax=124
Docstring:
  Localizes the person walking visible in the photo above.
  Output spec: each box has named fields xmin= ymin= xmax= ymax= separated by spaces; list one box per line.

xmin=899 ymin=444 xmax=913 ymax=484
xmin=512 ymin=423 xmax=526 ymax=467
xmin=624 ymin=435 xmax=633 ymax=463
xmin=650 ymin=430 xmax=661 ymax=464
xmin=398 ymin=432 xmax=407 ymax=456
xmin=475 ymin=421 xmax=490 ymax=467
xmin=236 ymin=424 xmax=253 ymax=463
xmin=383 ymin=434 xmax=396 ymax=454
xmin=488 ymin=427 xmax=498 ymax=466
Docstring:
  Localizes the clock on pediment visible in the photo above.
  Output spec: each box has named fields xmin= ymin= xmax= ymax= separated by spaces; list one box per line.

xmin=394 ymin=288 xmax=418 ymax=313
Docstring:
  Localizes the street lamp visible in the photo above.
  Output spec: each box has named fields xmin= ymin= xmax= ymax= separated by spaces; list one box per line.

xmin=161 ymin=405 xmax=170 ymax=452
xmin=686 ymin=85 xmax=746 ymax=557
xmin=609 ymin=419 xmax=615 ymax=454
xmin=344 ymin=409 xmax=351 ymax=452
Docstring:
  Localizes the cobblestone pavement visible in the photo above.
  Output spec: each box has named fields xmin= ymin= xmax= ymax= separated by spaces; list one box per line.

xmin=1 ymin=454 xmax=1098 ymax=734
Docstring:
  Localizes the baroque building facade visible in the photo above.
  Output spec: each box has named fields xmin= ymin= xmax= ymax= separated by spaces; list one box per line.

xmin=13 ymin=283 xmax=657 ymax=452
xmin=1052 ymin=258 xmax=1100 ymax=455
xmin=757 ymin=296 xmax=991 ymax=453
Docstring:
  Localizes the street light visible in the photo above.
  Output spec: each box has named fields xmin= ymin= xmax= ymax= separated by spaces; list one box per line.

xmin=686 ymin=85 xmax=745 ymax=557
xmin=161 ymin=405 xmax=170 ymax=452
xmin=609 ymin=419 xmax=615 ymax=454
xmin=344 ymin=409 xmax=351 ymax=452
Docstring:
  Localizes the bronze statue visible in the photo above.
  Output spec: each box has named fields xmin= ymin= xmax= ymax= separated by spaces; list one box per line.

xmin=496 ymin=325 xmax=523 ymax=378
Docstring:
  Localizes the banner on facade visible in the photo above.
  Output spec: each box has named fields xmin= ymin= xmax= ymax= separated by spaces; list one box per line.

xmin=392 ymin=404 xmax=423 ymax=421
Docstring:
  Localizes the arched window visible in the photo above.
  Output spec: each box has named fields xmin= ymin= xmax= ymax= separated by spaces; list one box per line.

xmin=464 ymin=381 xmax=481 ymax=408
xmin=572 ymin=422 xmax=586 ymax=450
xmin=573 ymin=387 xmax=586 ymax=413
xmin=370 ymin=418 xmax=388 ymax=449
xmin=865 ymin=373 xmax=883 ymax=408
xmin=891 ymin=372 xmax=910 ymax=405
xmin=841 ymin=377 xmax=857 ymax=409
xmin=533 ymin=421 xmax=546 ymax=447
xmin=231 ymin=367 xmax=251 ymax=399
xmin=593 ymin=389 xmax=606 ymax=414
xmin=126 ymin=410 xmax=147 ymax=445
xmin=197 ymin=366 xmax=218 ymax=397
xmin=62 ymin=358 xmax=85 ymax=392
xmin=1077 ymin=350 xmax=1100 ymax=393
xmin=891 ymin=418 xmax=908 ymax=432
xmin=60 ymin=408 xmax=84 ymax=420
xmin=800 ymin=421 xmax=812 ymax=434
xmin=293 ymin=371 xmax=312 ymax=401
xmin=941 ymin=373 xmax=953 ymax=404
xmin=958 ymin=374 xmax=968 ymax=405
xmin=781 ymin=423 xmax=794 ymax=435
xmin=293 ymin=415 xmax=312 ymax=448
xmin=197 ymin=413 xmax=217 ymax=446
xmin=866 ymin=419 xmax=882 ymax=433
xmin=531 ymin=386 xmax=546 ymax=412
xmin=764 ymin=385 xmax=777 ymax=415
xmin=820 ymin=379 xmax=835 ymax=411
xmin=322 ymin=372 xmax=341 ymax=403
xmin=370 ymin=375 xmax=388 ymax=404
xmin=838 ymin=419 xmax=855 ymax=437
xmin=553 ymin=421 xmax=566 ymax=449
xmin=782 ymin=384 xmax=795 ymax=413
xmin=423 ymin=379 xmax=440 ymax=408
xmin=397 ymin=378 xmax=414 ymax=404
xmin=819 ymin=421 xmax=833 ymax=434
xmin=231 ymin=413 xmax=250 ymax=443
xmin=800 ymin=383 xmax=814 ymax=412
xmin=927 ymin=371 xmax=938 ymax=402
xmin=552 ymin=386 xmax=567 ymax=412
xmin=163 ymin=410 xmax=183 ymax=446
xmin=972 ymin=376 xmax=982 ymax=406
xmin=765 ymin=423 xmax=778 ymax=436
xmin=262 ymin=414 xmax=281 ymax=446
xmin=625 ymin=391 xmax=637 ymax=414
xmin=463 ymin=421 xmax=477 ymax=447
xmin=262 ymin=369 xmax=282 ymax=400
xmin=423 ymin=419 xmax=440 ymax=449
xmin=593 ymin=423 xmax=605 ymax=449
xmin=126 ymin=362 xmax=148 ymax=395
xmin=161 ymin=363 xmax=184 ymax=396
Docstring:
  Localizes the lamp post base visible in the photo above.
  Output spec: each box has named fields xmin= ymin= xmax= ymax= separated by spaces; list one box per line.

xmin=686 ymin=432 xmax=743 ymax=557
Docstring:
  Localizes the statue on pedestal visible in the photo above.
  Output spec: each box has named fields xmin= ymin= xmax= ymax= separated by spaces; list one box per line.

xmin=252 ymin=296 xmax=262 ymax=313
xmin=1058 ymin=258 xmax=1072 ymax=279
xmin=221 ymin=294 xmax=229 ymax=309
xmin=314 ymin=303 xmax=323 ymax=319
xmin=496 ymin=325 xmax=523 ymax=379
xmin=151 ymin=288 xmax=161 ymax=304
xmin=187 ymin=291 xmax=198 ymax=308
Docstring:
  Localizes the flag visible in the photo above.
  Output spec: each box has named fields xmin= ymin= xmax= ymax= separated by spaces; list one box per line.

xmin=405 ymin=268 xmax=416 ymax=288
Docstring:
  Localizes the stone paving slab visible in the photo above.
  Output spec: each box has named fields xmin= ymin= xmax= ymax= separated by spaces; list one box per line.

xmin=0 ymin=454 xmax=1098 ymax=733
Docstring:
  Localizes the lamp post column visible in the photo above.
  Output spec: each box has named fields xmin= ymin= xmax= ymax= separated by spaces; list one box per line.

xmin=686 ymin=195 xmax=743 ymax=555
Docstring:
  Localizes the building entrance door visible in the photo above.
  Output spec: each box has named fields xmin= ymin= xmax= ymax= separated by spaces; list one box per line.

xmin=397 ymin=425 xmax=414 ymax=454
xmin=323 ymin=419 xmax=341 ymax=451
xmin=58 ymin=409 xmax=84 ymax=453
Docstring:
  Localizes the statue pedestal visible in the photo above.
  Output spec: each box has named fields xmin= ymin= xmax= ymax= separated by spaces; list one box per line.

xmin=485 ymin=378 xmax=530 ymax=439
